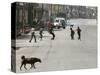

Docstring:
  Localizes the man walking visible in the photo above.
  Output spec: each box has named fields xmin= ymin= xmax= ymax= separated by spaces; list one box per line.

xmin=29 ymin=28 xmax=37 ymax=43
xmin=47 ymin=20 xmax=55 ymax=40
xmin=76 ymin=26 xmax=81 ymax=40
xmin=49 ymin=27 xmax=55 ymax=40
xmin=70 ymin=28 xmax=75 ymax=40
xmin=39 ymin=28 xmax=43 ymax=40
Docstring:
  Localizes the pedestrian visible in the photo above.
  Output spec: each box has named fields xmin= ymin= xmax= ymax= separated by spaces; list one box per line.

xmin=39 ymin=28 xmax=43 ymax=40
xmin=61 ymin=20 xmax=66 ymax=29
xmin=76 ymin=26 xmax=81 ymax=40
xmin=29 ymin=28 xmax=37 ymax=43
xmin=49 ymin=26 xmax=55 ymax=40
xmin=47 ymin=20 xmax=52 ymax=31
xmin=47 ymin=19 xmax=55 ymax=40
xmin=70 ymin=28 xmax=75 ymax=40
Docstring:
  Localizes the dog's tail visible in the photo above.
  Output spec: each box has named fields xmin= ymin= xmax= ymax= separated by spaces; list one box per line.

xmin=21 ymin=55 xmax=25 ymax=60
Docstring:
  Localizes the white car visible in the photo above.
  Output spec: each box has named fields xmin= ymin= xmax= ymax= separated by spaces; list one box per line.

xmin=53 ymin=17 xmax=66 ymax=29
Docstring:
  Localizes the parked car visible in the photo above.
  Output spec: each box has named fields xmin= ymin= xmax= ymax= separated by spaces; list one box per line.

xmin=53 ymin=17 xmax=66 ymax=29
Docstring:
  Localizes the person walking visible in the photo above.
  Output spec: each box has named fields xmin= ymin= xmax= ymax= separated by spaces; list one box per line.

xmin=29 ymin=28 xmax=37 ymax=43
xmin=47 ymin=20 xmax=52 ymax=31
xmin=39 ymin=28 xmax=43 ymax=40
xmin=49 ymin=27 xmax=55 ymax=40
xmin=70 ymin=28 xmax=75 ymax=40
xmin=47 ymin=20 xmax=55 ymax=40
xmin=76 ymin=26 xmax=81 ymax=40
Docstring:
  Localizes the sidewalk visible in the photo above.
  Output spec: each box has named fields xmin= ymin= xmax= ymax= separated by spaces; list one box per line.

xmin=16 ymin=25 xmax=97 ymax=72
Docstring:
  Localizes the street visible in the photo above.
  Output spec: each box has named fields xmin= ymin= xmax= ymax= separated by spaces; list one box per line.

xmin=16 ymin=19 xmax=97 ymax=73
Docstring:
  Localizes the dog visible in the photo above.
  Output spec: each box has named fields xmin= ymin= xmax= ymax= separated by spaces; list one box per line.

xmin=20 ymin=55 xmax=42 ymax=70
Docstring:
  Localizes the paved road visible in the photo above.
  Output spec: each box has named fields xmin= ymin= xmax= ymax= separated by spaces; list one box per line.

xmin=16 ymin=24 xmax=97 ymax=73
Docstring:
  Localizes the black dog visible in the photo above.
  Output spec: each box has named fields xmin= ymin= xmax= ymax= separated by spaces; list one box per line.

xmin=20 ymin=55 xmax=42 ymax=70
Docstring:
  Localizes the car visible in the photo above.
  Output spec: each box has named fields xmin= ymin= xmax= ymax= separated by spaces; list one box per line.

xmin=53 ymin=17 xmax=66 ymax=29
